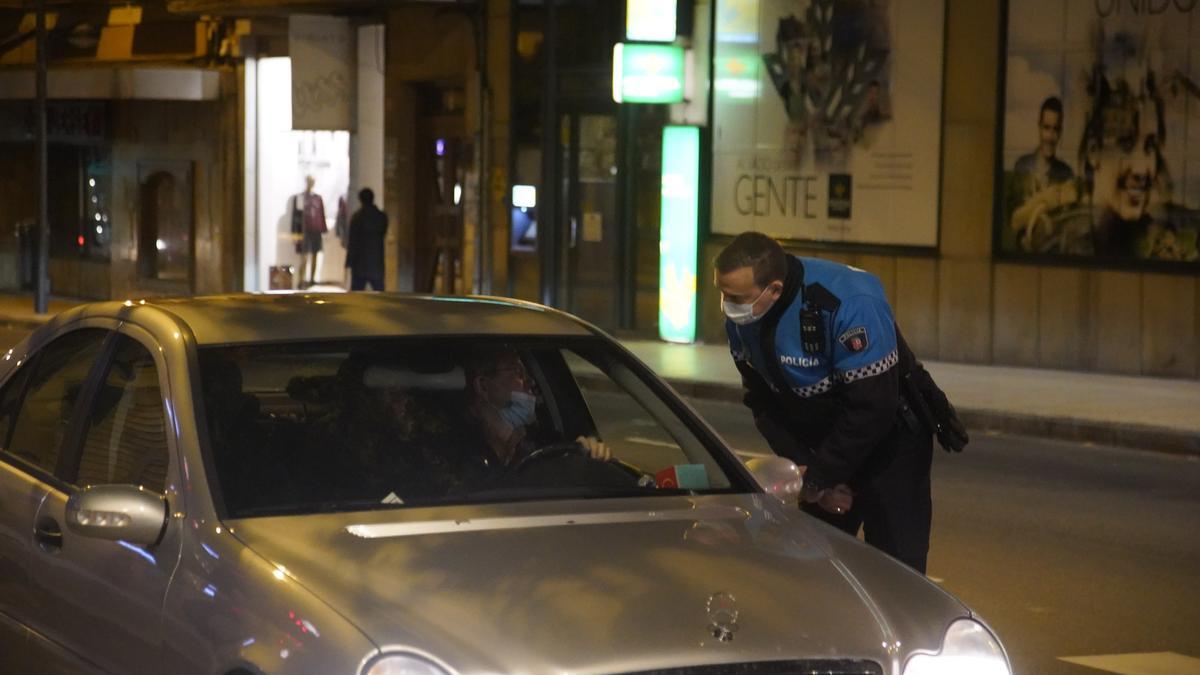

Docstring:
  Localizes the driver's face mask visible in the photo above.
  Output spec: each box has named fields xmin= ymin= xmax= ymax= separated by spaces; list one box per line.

xmin=722 ymin=285 xmax=774 ymax=326
xmin=498 ymin=390 xmax=537 ymax=429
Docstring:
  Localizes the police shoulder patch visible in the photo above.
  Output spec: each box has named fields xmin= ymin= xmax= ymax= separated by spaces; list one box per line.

xmin=838 ymin=326 xmax=869 ymax=353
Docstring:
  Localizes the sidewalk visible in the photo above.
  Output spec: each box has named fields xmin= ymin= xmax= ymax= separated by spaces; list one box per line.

xmin=621 ymin=340 xmax=1200 ymax=456
xmin=0 ymin=292 xmax=1196 ymax=455
xmin=0 ymin=293 xmax=83 ymax=328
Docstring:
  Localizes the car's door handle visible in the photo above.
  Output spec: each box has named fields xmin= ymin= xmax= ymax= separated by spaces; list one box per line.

xmin=34 ymin=516 xmax=63 ymax=552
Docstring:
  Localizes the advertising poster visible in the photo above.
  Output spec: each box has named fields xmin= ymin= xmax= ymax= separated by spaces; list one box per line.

xmin=711 ymin=0 xmax=945 ymax=247
xmin=998 ymin=0 xmax=1200 ymax=266
xmin=289 ymin=15 xmax=354 ymax=131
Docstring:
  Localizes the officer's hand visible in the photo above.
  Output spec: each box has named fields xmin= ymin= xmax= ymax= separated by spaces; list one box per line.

xmin=817 ymin=484 xmax=854 ymax=515
xmin=576 ymin=435 xmax=612 ymax=461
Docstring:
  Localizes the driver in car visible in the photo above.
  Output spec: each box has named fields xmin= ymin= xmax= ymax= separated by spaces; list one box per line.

xmin=453 ymin=345 xmax=611 ymax=480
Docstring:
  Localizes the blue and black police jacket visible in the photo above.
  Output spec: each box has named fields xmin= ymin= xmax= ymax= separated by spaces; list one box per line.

xmin=726 ymin=255 xmax=903 ymax=490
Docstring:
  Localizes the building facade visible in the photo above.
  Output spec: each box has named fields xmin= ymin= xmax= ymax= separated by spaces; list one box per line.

xmin=2 ymin=0 xmax=1195 ymax=379
xmin=697 ymin=0 xmax=1200 ymax=379
xmin=0 ymin=6 xmax=242 ymax=300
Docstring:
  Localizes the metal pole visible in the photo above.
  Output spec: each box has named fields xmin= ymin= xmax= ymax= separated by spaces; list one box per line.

xmin=616 ymin=105 xmax=637 ymax=330
xmin=470 ymin=68 xmax=484 ymax=294
xmin=538 ymin=0 xmax=558 ymax=307
xmin=35 ymin=0 xmax=50 ymax=314
xmin=475 ymin=4 xmax=491 ymax=295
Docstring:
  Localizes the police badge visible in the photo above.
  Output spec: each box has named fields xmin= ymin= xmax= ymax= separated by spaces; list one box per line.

xmin=838 ymin=326 xmax=869 ymax=353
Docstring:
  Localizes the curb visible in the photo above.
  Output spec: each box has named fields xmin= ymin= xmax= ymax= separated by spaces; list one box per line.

xmin=955 ymin=410 xmax=1200 ymax=457
xmin=662 ymin=377 xmax=1200 ymax=457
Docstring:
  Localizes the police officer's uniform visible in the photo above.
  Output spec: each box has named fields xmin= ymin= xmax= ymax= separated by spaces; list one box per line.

xmin=726 ymin=255 xmax=934 ymax=572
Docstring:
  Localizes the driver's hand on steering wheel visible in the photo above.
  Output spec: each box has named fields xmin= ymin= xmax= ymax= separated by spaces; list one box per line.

xmin=575 ymin=435 xmax=612 ymax=461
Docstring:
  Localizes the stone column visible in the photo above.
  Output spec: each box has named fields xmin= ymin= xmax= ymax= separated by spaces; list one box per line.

xmin=484 ymin=0 xmax=513 ymax=295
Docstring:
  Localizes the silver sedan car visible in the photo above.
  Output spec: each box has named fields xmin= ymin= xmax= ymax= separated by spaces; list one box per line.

xmin=0 ymin=293 xmax=1010 ymax=675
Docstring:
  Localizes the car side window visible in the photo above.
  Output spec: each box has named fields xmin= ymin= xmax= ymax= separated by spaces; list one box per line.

xmin=4 ymin=329 xmax=109 ymax=476
xmin=74 ymin=335 xmax=169 ymax=492
xmin=0 ymin=362 xmax=33 ymax=450
xmin=561 ymin=349 xmax=732 ymax=487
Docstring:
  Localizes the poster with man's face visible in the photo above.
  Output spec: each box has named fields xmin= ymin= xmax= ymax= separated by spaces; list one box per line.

xmin=711 ymin=0 xmax=945 ymax=247
xmin=998 ymin=0 xmax=1200 ymax=266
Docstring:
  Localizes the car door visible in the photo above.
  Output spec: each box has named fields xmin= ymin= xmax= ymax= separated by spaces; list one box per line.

xmin=0 ymin=351 xmax=37 ymax=642
xmin=0 ymin=327 xmax=112 ymax=673
xmin=29 ymin=326 xmax=183 ymax=675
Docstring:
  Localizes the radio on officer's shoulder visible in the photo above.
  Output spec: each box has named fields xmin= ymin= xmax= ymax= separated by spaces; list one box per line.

xmin=799 ymin=282 xmax=839 ymax=356
xmin=800 ymin=307 xmax=825 ymax=355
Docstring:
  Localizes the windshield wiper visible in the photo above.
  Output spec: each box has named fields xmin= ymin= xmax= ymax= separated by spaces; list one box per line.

xmin=229 ymin=486 xmax=725 ymax=517
xmin=450 ymin=485 xmax=695 ymax=504
xmin=231 ymin=498 xmax=409 ymax=518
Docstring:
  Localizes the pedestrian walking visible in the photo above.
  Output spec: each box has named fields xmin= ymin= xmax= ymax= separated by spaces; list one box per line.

xmin=345 ymin=187 xmax=388 ymax=291
xmin=714 ymin=232 xmax=965 ymax=573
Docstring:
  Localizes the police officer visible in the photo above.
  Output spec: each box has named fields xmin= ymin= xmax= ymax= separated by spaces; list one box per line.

xmin=714 ymin=232 xmax=934 ymax=573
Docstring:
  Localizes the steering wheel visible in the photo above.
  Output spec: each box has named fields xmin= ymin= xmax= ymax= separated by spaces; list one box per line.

xmin=512 ymin=441 xmax=589 ymax=472
xmin=512 ymin=441 xmax=653 ymax=485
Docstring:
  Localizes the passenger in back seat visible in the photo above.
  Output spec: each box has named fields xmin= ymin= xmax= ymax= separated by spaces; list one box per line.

xmin=200 ymin=356 xmax=269 ymax=511
xmin=312 ymin=360 xmax=452 ymax=504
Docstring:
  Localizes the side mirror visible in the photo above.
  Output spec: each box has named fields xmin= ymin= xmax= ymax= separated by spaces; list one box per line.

xmin=66 ymin=484 xmax=168 ymax=548
xmin=744 ymin=456 xmax=803 ymax=504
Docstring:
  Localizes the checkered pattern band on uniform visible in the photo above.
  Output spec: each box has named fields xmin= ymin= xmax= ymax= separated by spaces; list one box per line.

xmin=792 ymin=377 xmax=836 ymax=398
xmin=839 ymin=350 xmax=899 ymax=384
xmin=789 ymin=350 xmax=898 ymax=398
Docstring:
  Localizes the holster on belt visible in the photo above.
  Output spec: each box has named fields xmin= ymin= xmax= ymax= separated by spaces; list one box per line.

xmin=896 ymin=328 xmax=969 ymax=453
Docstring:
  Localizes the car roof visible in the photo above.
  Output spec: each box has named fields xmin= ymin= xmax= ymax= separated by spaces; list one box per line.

xmin=76 ymin=293 xmax=597 ymax=346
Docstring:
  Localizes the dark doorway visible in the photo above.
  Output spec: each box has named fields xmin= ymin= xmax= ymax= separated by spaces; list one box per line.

xmin=137 ymin=161 xmax=192 ymax=286
xmin=414 ymin=86 xmax=469 ymax=295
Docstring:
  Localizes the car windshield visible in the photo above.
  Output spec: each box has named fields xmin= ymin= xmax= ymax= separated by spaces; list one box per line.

xmin=198 ymin=336 xmax=749 ymax=517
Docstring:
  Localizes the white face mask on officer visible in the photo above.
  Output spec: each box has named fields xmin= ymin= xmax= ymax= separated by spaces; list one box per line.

xmin=722 ymin=285 xmax=773 ymax=325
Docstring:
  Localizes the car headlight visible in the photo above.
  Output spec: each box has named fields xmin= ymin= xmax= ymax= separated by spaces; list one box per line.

xmin=903 ymin=618 xmax=1011 ymax=675
xmin=362 ymin=651 xmax=452 ymax=675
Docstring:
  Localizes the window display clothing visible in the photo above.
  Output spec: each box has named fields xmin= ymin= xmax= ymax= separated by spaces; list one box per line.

xmin=291 ymin=191 xmax=328 ymax=255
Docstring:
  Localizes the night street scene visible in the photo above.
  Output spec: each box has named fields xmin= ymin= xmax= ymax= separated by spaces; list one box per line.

xmin=0 ymin=1 xmax=1198 ymax=674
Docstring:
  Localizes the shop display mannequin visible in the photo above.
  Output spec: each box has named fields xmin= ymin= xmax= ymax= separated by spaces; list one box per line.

xmin=291 ymin=175 xmax=327 ymax=288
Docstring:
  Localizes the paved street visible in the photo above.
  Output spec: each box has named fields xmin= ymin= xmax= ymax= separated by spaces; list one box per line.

xmin=688 ymin=397 xmax=1200 ymax=675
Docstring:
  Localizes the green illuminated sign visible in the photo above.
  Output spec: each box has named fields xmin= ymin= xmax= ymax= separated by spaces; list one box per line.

xmin=714 ymin=48 xmax=759 ymax=99
xmin=659 ymin=125 xmax=700 ymax=344
xmin=626 ymin=0 xmax=677 ymax=42
xmin=612 ymin=43 xmax=685 ymax=104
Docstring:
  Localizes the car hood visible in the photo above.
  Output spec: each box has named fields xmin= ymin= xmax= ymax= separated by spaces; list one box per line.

xmin=228 ymin=494 xmax=967 ymax=674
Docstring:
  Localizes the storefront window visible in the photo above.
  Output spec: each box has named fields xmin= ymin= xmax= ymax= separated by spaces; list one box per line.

xmin=0 ymin=100 xmax=112 ymax=296
xmin=255 ymin=57 xmax=350 ymax=291
xmin=82 ymin=149 xmax=112 ymax=260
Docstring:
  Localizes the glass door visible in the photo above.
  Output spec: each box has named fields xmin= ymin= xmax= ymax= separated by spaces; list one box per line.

xmin=562 ymin=112 xmax=619 ymax=330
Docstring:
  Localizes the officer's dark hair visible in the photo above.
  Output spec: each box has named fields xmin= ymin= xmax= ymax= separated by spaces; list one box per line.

xmin=358 ymin=187 xmax=375 ymax=205
xmin=1039 ymin=97 xmax=1063 ymax=120
xmin=714 ymin=232 xmax=788 ymax=288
